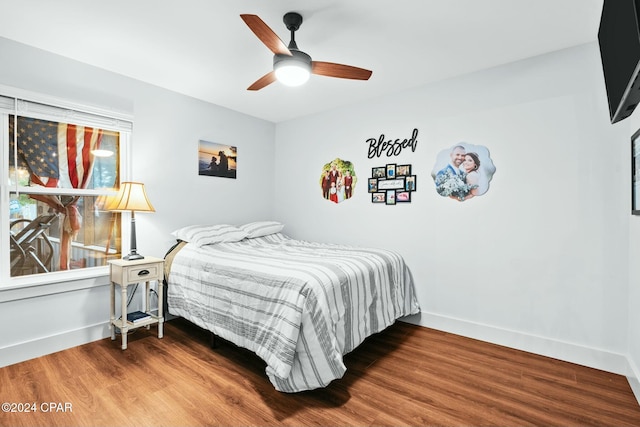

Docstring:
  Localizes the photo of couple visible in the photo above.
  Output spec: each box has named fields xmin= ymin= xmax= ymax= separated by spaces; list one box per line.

xmin=431 ymin=143 xmax=496 ymax=202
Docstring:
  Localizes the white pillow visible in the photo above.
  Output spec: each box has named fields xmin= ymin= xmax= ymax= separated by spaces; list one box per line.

xmin=171 ymin=224 xmax=248 ymax=246
xmin=239 ymin=221 xmax=284 ymax=238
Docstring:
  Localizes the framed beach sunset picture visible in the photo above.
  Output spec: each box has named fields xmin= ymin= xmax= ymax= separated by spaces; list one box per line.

xmin=198 ymin=140 xmax=237 ymax=179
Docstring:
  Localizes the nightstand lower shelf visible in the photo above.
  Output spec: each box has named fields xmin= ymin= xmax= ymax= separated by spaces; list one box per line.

xmin=111 ymin=314 xmax=164 ymax=348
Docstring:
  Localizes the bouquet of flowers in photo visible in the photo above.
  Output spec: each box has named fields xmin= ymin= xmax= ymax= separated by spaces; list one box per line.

xmin=435 ymin=170 xmax=477 ymax=201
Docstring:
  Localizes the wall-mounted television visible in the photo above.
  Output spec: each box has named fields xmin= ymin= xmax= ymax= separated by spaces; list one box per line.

xmin=598 ymin=0 xmax=640 ymax=124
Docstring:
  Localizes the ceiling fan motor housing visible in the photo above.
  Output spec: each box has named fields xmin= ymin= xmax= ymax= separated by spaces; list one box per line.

xmin=273 ymin=50 xmax=311 ymax=70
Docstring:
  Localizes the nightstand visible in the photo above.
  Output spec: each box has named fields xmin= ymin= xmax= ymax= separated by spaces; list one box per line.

xmin=108 ymin=256 xmax=164 ymax=350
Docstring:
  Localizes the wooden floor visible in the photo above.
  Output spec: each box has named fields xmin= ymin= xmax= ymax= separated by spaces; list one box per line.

xmin=2 ymin=319 xmax=640 ymax=427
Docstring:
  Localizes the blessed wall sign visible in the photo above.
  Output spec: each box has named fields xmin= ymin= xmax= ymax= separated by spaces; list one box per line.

xmin=366 ymin=128 xmax=419 ymax=158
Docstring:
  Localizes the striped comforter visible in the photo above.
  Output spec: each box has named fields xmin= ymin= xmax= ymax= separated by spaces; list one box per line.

xmin=166 ymin=233 xmax=420 ymax=392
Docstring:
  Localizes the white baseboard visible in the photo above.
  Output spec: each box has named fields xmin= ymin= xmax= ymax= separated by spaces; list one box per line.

xmin=0 ymin=322 xmax=110 ymax=368
xmin=403 ymin=311 xmax=631 ymax=377
xmin=1 ymin=312 xmax=631 ymax=374
xmin=626 ymin=356 xmax=640 ymax=406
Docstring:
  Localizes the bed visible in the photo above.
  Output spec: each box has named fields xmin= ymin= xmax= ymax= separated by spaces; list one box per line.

xmin=164 ymin=222 xmax=420 ymax=393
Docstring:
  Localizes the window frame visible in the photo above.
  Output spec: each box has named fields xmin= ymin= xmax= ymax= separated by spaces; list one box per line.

xmin=0 ymin=85 xmax=133 ymax=292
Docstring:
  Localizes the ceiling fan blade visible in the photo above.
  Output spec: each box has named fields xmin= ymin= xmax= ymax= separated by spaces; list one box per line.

xmin=312 ymin=61 xmax=372 ymax=80
xmin=240 ymin=14 xmax=292 ymax=56
xmin=247 ymin=71 xmax=277 ymax=91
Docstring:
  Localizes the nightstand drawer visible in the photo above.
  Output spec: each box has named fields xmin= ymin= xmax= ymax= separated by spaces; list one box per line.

xmin=127 ymin=264 xmax=161 ymax=282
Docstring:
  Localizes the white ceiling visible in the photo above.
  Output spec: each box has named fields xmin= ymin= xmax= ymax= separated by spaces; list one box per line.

xmin=0 ymin=0 xmax=604 ymax=123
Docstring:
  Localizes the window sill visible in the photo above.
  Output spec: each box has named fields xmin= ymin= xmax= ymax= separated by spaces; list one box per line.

xmin=0 ymin=266 xmax=111 ymax=303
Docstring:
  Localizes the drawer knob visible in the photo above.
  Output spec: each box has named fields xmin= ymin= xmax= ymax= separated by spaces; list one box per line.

xmin=138 ymin=269 xmax=150 ymax=276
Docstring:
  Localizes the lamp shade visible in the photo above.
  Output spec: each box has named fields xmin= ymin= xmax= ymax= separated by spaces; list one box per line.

xmin=106 ymin=182 xmax=154 ymax=260
xmin=108 ymin=182 xmax=155 ymax=213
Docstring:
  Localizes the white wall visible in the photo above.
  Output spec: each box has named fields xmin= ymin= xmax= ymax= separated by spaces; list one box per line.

xmin=274 ymin=42 xmax=633 ymax=375
xmin=625 ymin=97 xmax=640 ymax=398
xmin=0 ymin=37 xmax=276 ymax=365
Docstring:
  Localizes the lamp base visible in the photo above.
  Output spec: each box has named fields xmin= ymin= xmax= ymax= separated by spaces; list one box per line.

xmin=123 ymin=253 xmax=144 ymax=261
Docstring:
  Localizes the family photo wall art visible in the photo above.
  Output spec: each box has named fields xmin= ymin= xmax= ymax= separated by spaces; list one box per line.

xmin=198 ymin=140 xmax=237 ymax=179
xmin=368 ymin=163 xmax=417 ymax=205
xmin=431 ymin=143 xmax=496 ymax=202
xmin=319 ymin=158 xmax=357 ymax=204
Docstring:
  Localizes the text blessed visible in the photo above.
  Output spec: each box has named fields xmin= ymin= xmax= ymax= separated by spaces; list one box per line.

xmin=366 ymin=128 xmax=418 ymax=158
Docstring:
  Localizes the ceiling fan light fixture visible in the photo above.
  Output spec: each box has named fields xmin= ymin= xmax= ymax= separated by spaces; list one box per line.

xmin=274 ymin=51 xmax=311 ymax=87
xmin=275 ymin=64 xmax=310 ymax=86
xmin=91 ymin=149 xmax=114 ymax=157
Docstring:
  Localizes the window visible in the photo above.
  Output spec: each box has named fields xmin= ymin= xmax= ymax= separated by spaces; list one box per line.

xmin=1 ymin=92 xmax=132 ymax=285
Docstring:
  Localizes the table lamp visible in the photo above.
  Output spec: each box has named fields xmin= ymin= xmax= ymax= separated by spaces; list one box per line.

xmin=107 ymin=181 xmax=155 ymax=260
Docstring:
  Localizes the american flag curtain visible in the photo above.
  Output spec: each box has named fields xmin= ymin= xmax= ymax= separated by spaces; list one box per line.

xmin=10 ymin=116 xmax=103 ymax=189
xmin=9 ymin=116 xmax=104 ymax=270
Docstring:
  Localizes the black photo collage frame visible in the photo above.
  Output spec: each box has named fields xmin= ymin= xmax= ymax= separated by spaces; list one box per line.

xmin=368 ymin=163 xmax=417 ymax=205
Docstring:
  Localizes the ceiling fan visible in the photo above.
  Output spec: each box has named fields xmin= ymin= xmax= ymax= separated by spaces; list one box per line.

xmin=240 ymin=12 xmax=373 ymax=90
